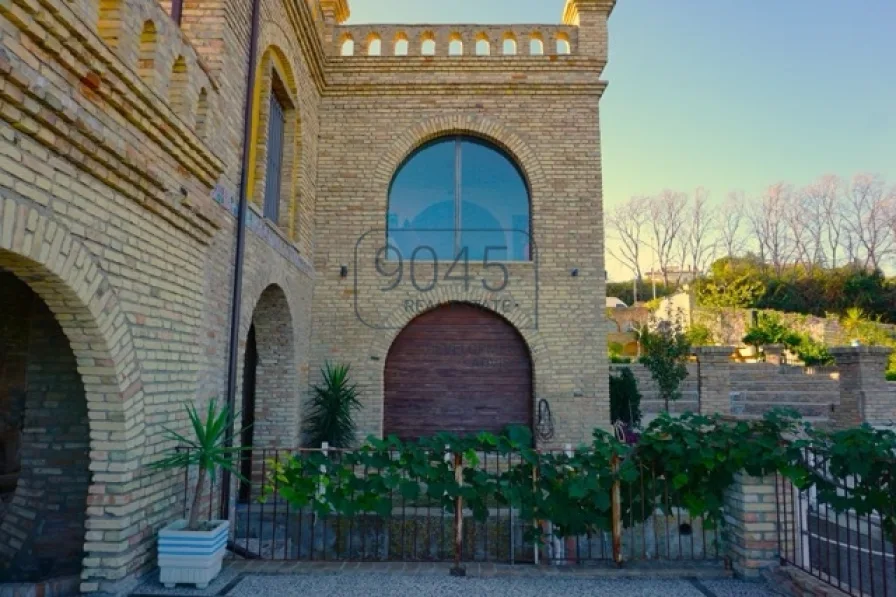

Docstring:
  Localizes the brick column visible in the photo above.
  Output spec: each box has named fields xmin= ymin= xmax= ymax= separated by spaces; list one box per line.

xmin=763 ymin=344 xmax=785 ymax=366
xmin=561 ymin=0 xmax=615 ymax=64
xmin=724 ymin=473 xmax=789 ymax=578
xmin=695 ymin=346 xmax=734 ymax=416
xmin=830 ymin=346 xmax=895 ymax=428
xmin=319 ymin=0 xmax=350 ymax=48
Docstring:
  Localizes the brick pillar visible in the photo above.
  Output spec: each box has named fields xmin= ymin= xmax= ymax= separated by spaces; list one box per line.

xmin=318 ymin=0 xmax=350 ymax=50
xmin=830 ymin=346 xmax=895 ymax=428
xmin=763 ymin=344 xmax=785 ymax=366
xmin=561 ymin=0 xmax=615 ymax=64
xmin=725 ymin=473 xmax=789 ymax=578
xmin=695 ymin=346 xmax=734 ymax=416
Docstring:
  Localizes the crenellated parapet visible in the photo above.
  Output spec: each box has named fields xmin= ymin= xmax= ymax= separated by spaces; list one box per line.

xmin=0 ymin=0 xmax=226 ymax=240
xmin=332 ymin=24 xmax=578 ymax=58
xmin=95 ymin=0 xmax=220 ymax=132
xmin=562 ymin=0 xmax=615 ymax=62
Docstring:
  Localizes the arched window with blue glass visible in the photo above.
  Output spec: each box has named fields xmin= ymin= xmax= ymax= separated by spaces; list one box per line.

xmin=387 ymin=136 xmax=531 ymax=262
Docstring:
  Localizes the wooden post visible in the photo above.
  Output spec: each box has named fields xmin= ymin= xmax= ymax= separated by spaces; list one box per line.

xmin=611 ymin=454 xmax=623 ymax=567
xmin=533 ymin=462 xmax=540 ymax=565
xmin=450 ymin=451 xmax=465 ymax=576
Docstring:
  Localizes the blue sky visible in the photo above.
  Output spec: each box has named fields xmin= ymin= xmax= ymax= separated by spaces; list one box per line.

xmin=347 ymin=1 xmax=896 ymax=277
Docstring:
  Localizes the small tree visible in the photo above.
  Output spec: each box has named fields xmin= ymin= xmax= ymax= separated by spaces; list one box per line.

xmin=639 ymin=310 xmax=691 ymax=412
xmin=304 ymin=362 xmax=361 ymax=448
xmin=610 ymin=367 xmax=642 ymax=428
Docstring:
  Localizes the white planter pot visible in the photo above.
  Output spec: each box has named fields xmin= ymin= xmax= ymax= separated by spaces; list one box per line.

xmin=158 ymin=519 xmax=229 ymax=589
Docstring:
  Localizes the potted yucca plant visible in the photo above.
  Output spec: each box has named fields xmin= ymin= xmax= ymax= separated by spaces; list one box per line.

xmin=152 ymin=400 xmax=245 ymax=589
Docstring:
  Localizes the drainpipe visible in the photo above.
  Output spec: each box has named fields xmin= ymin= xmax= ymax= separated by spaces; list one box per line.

xmin=220 ymin=0 xmax=262 ymax=521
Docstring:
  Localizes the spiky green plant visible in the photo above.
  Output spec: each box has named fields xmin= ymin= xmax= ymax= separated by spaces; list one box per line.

xmin=304 ymin=362 xmax=361 ymax=448
xmin=151 ymin=400 xmax=246 ymax=530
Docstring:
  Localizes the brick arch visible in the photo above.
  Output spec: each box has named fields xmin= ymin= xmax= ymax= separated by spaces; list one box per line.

xmin=240 ymin=282 xmax=298 ymax=448
xmin=372 ymin=114 xmax=548 ymax=216
xmin=0 ymin=196 xmax=145 ymax=585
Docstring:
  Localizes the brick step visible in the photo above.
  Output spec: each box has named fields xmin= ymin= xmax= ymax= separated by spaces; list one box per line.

xmin=730 ymin=380 xmax=840 ymax=394
xmin=640 ymin=400 xmax=699 ymax=414
xmin=730 ymin=401 xmax=833 ymax=418
xmin=730 ymin=414 xmax=830 ymax=424
xmin=729 ymin=391 xmax=840 ymax=404
xmin=731 ymin=373 xmax=837 ymax=381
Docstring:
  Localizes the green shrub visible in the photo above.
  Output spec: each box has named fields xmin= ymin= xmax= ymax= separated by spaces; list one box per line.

xmin=742 ymin=312 xmax=800 ymax=348
xmin=304 ymin=362 xmax=361 ymax=448
xmin=610 ymin=367 xmax=642 ymax=428
xmin=685 ymin=323 xmax=714 ymax=346
xmin=887 ymin=369 xmax=896 ymax=382
xmin=610 ymin=354 xmax=632 ymax=364
xmin=794 ymin=335 xmax=834 ymax=366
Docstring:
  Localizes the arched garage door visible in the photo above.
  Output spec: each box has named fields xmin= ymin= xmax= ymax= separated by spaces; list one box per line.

xmin=384 ymin=303 xmax=533 ymax=441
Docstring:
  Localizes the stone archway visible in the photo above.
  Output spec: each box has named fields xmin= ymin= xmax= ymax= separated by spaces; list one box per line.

xmin=0 ymin=271 xmax=90 ymax=582
xmin=243 ymin=284 xmax=297 ymax=451
xmin=0 ymin=198 xmax=145 ymax=591
xmin=384 ymin=302 xmax=533 ymax=441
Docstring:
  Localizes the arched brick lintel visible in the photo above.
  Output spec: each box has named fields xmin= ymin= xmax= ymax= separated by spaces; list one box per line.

xmin=372 ymin=113 xmax=549 ymax=211
xmin=0 ymin=194 xmax=146 ymax=584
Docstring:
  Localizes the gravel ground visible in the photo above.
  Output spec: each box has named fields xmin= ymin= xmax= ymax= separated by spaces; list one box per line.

xmin=221 ymin=573 xmax=776 ymax=597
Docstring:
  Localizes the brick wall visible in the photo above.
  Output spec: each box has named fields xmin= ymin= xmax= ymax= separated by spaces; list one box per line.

xmin=0 ymin=0 xmax=613 ymax=590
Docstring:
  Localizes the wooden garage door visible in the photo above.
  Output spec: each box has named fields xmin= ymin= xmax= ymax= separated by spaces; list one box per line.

xmin=384 ymin=303 xmax=532 ymax=441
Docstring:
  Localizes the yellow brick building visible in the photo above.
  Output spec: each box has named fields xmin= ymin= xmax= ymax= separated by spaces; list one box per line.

xmin=0 ymin=0 xmax=614 ymax=590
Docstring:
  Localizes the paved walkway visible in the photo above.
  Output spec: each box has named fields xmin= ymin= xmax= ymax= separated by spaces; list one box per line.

xmin=129 ymin=562 xmax=777 ymax=597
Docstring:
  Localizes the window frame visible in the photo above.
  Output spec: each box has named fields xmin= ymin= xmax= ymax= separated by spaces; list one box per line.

xmin=263 ymin=91 xmax=286 ymax=223
xmin=386 ymin=135 xmax=533 ymax=263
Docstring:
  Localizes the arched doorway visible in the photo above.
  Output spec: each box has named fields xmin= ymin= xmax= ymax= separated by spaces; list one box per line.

xmin=236 ymin=284 xmax=296 ymax=508
xmin=238 ymin=325 xmax=257 ymax=504
xmin=384 ymin=303 xmax=533 ymax=441
xmin=0 ymin=270 xmax=90 ymax=582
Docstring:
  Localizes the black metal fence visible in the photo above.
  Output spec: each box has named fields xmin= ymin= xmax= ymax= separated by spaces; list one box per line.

xmin=776 ymin=448 xmax=895 ymax=597
xmin=181 ymin=446 xmax=724 ymax=567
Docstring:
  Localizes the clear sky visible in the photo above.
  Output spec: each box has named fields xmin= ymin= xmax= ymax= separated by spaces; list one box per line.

xmin=347 ymin=0 xmax=896 ymax=279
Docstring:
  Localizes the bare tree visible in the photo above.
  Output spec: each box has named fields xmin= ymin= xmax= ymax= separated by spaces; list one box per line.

xmin=646 ymin=190 xmax=688 ymax=286
xmin=749 ymin=183 xmax=794 ymax=273
xmin=719 ymin=191 xmax=747 ymax=258
xmin=606 ymin=196 xmax=648 ymax=280
xmin=787 ymin=184 xmax=827 ymax=268
xmin=809 ymin=175 xmax=845 ymax=267
xmin=679 ymin=187 xmax=717 ymax=276
xmin=843 ymin=173 xmax=894 ymax=270
xmin=888 ymin=185 xmax=896 ymax=270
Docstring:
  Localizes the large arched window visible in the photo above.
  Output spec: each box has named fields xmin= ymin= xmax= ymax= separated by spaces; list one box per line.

xmin=387 ymin=136 xmax=531 ymax=261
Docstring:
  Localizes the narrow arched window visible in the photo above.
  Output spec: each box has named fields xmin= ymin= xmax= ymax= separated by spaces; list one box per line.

xmin=503 ymin=37 xmax=517 ymax=55
xmin=395 ymin=36 xmax=409 ymax=56
xmin=340 ymin=36 xmax=355 ymax=56
xmin=368 ymin=35 xmax=382 ymax=56
xmin=556 ymin=35 xmax=571 ymax=55
xmin=475 ymin=39 xmax=490 ymax=56
xmin=530 ymin=37 xmax=544 ymax=55
xmin=387 ymin=136 xmax=531 ymax=261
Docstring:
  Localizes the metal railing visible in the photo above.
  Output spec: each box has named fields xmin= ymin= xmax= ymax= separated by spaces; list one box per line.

xmin=181 ymin=446 xmax=724 ymax=567
xmin=776 ymin=447 xmax=895 ymax=596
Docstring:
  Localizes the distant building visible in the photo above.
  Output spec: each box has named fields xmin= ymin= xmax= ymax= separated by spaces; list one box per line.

xmin=645 ymin=266 xmax=699 ymax=285
xmin=606 ymin=297 xmax=628 ymax=309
